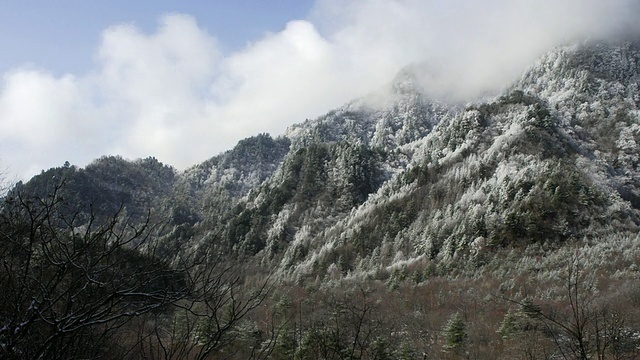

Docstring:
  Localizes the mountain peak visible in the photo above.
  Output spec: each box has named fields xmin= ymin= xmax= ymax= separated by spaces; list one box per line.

xmin=389 ymin=64 xmax=427 ymax=96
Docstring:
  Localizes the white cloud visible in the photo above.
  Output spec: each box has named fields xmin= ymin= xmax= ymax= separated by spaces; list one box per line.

xmin=94 ymin=14 xmax=222 ymax=167
xmin=313 ymin=0 xmax=640 ymax=100
xmin=1 ymin=1 xmax=639 ymax=181
xmin=0 ymin=69 xmax=95 ymax=178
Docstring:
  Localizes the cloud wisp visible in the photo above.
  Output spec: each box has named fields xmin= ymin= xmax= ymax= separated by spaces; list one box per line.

xmin=1 ymin=0 xmax=638 ymax=180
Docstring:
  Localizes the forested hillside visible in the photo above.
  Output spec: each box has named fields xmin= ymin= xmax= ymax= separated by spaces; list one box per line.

xmin=3 ymin=39 xmax=640 ymax=359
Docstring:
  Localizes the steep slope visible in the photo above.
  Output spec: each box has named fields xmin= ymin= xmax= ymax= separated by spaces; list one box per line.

xmin=275 ymin=40 xmax=640 ymax=280
xmin=518 ymin=39 xmax=640 ymax=207
xmin=174 ymin=69 xmax=453 ymax=258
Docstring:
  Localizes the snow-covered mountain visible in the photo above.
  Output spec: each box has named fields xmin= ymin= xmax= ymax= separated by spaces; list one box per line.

xmin=12 ymin=38 xmax=640 ymax=282
xmin=257 ymin=39 xmax=640 ymax=281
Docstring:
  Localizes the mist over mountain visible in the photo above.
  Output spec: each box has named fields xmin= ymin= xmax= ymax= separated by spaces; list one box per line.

xmin=6 ymin=37 xmax=640 ymax=358
xmin=5 ymin=0 xmax=640 ymax=183
xmin=12 ymin=37 xmax=640 ymax=272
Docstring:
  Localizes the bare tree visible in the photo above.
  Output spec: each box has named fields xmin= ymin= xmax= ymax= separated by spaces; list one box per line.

xmin=294 ymin=286 xmax=386 ymax=360
xmin=0 ymin=182 xmax=272 ymax=359
xmin=0 ymin=183 xmax=189 ymax=359
xmin=134 ymin=255 xmax=274 ymax=360
xmin=505 ymin=251 xmax=631 ymax=360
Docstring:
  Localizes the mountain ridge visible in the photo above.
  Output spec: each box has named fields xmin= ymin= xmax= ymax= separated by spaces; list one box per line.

xmin=10 ymin=38 xmax=640 ymax=282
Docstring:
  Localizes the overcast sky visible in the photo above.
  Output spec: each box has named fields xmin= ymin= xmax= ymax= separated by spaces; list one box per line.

xmin=1 ymin=0 xmax=639 ymax=181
